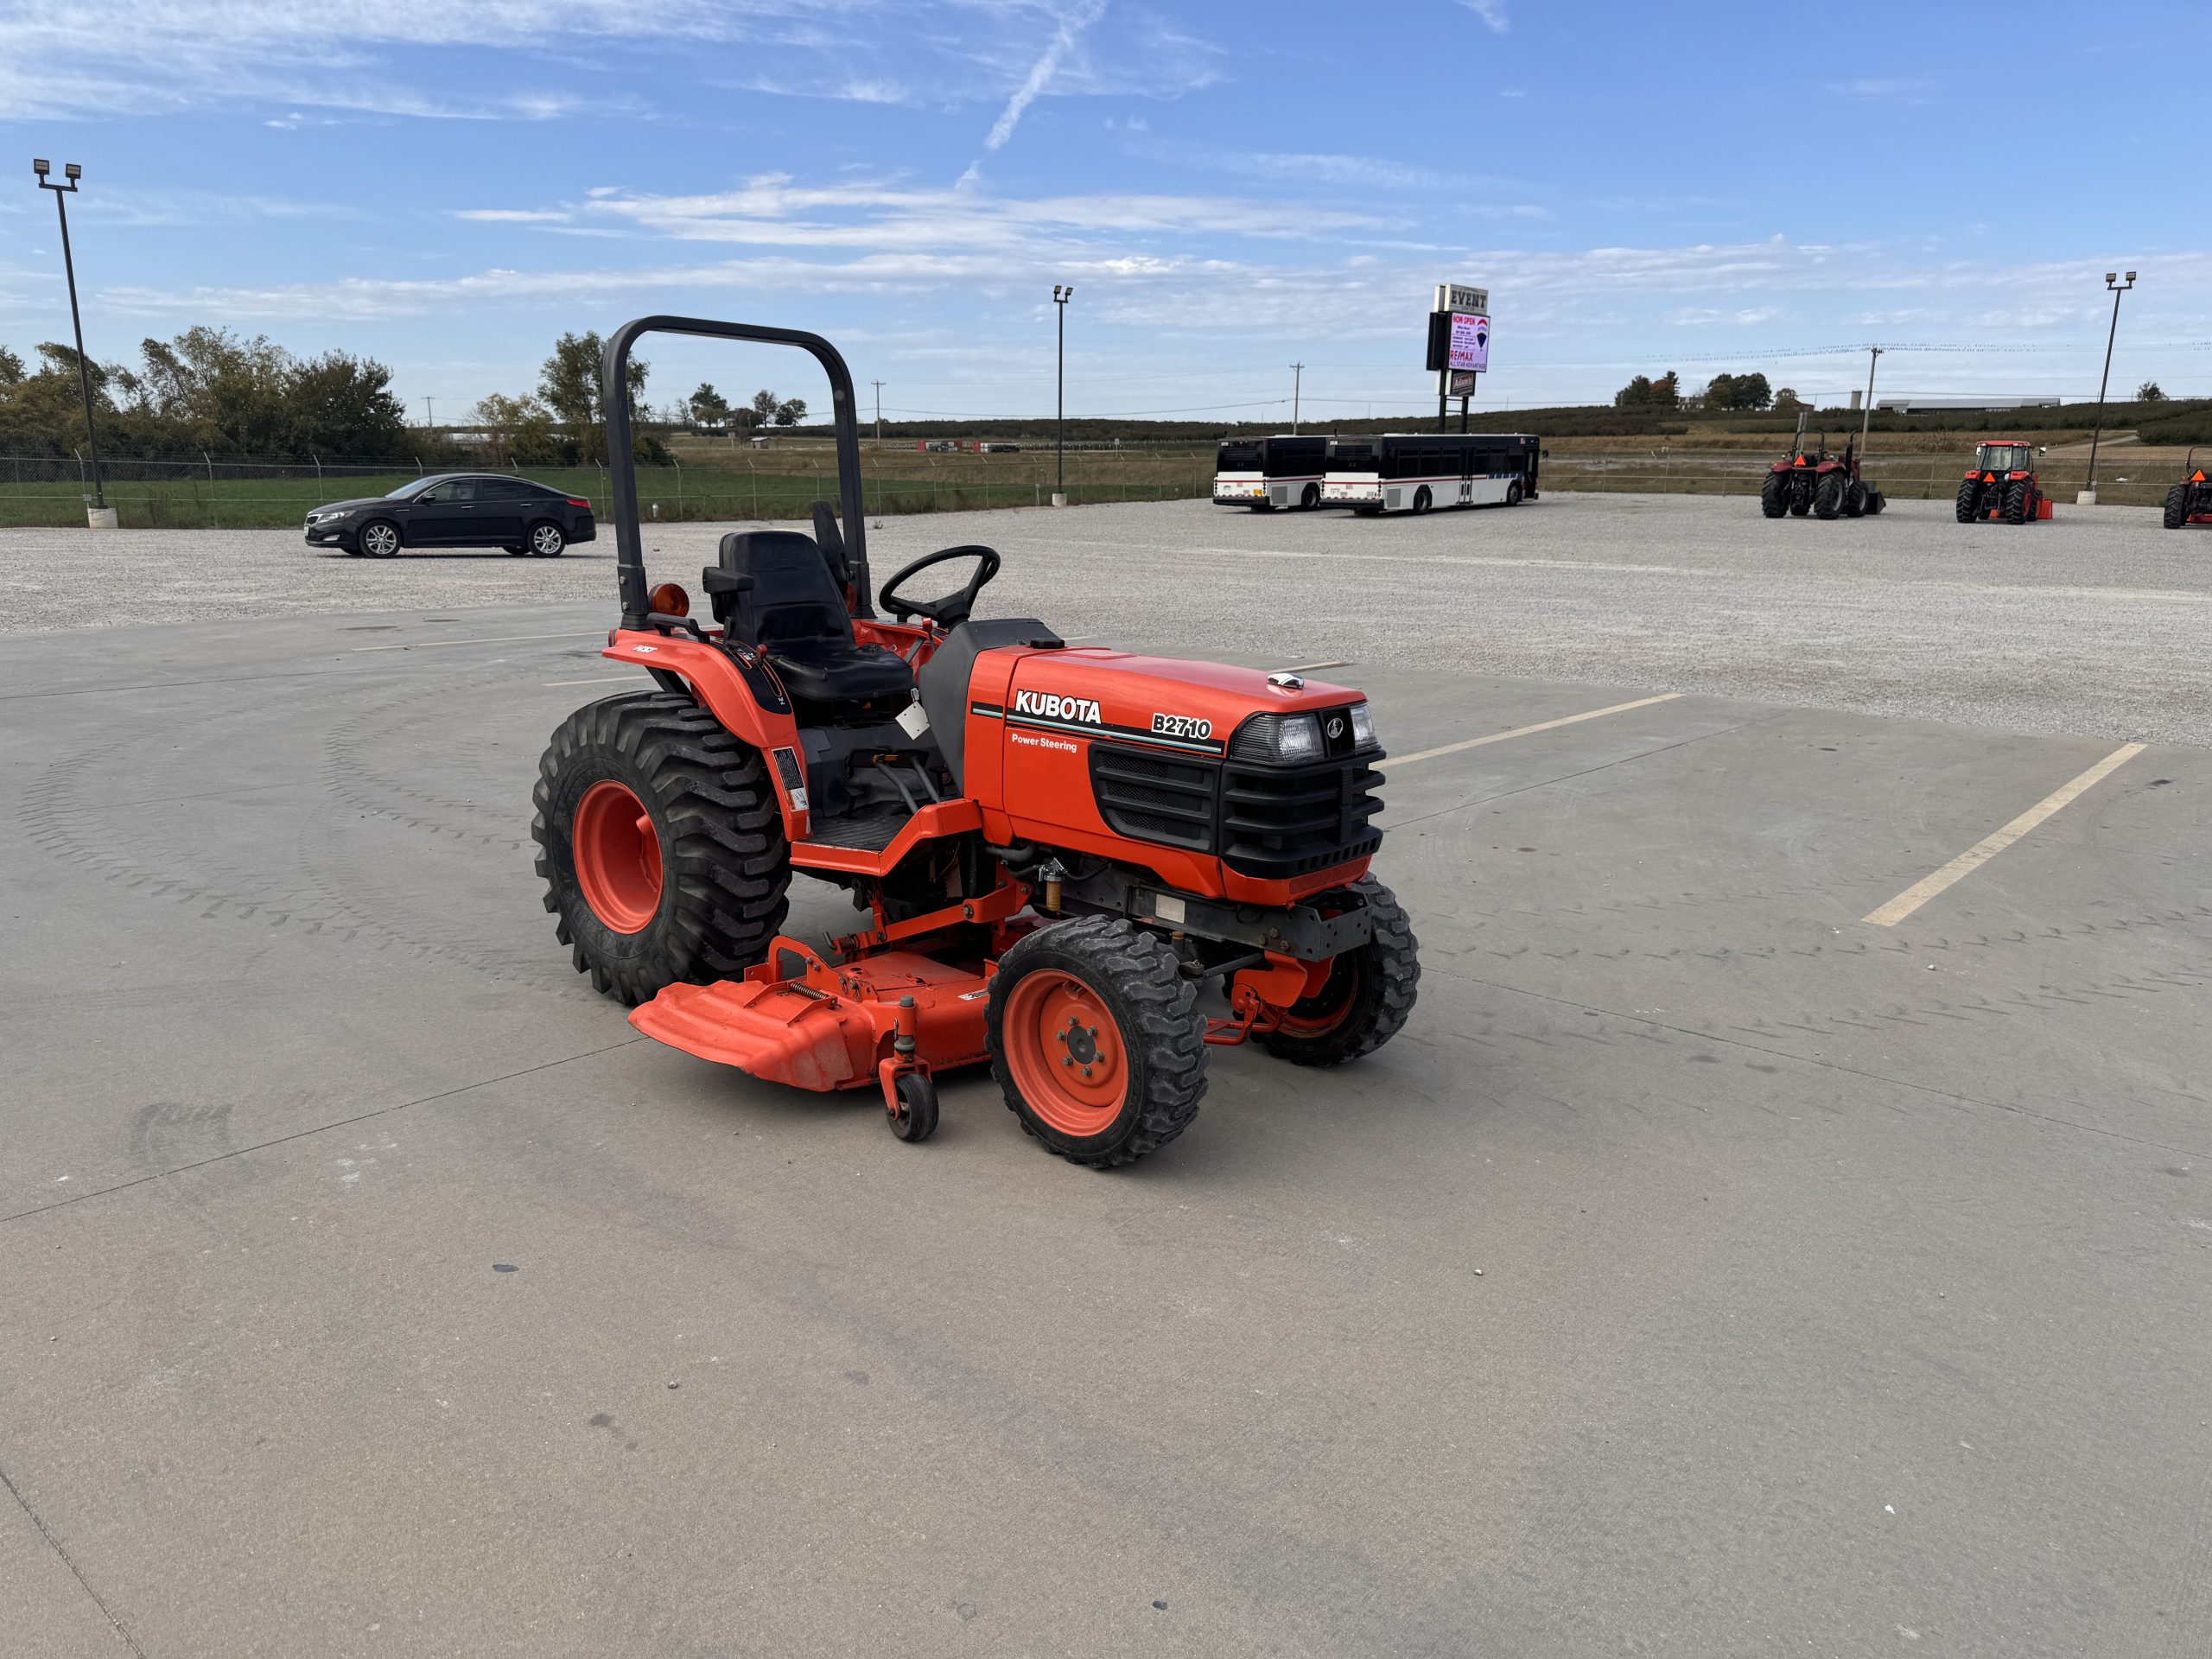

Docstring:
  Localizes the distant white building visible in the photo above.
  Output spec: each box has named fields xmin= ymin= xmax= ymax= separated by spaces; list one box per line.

xmin=1874 ymin=396 xmax=2063 ymax=414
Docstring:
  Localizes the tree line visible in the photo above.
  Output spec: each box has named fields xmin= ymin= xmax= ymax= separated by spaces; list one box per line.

xmin=1614 ymin=370 xmax=1793 ymax=412
xmin=0 ymin=325 xmax=811 ymax=466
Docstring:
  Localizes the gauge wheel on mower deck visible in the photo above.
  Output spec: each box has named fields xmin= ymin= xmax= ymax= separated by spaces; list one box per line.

xmin=1760 ymin=474 xmax=1789 ymax=518
xmin=1955 ymin=480 xmax=1980 ymax=524
xmin=986 ymin=916 xmax=1205 ymax=1168
xmin=2165 ymin=483 xmax=2189 ymax=530
xmin=1814 ymin=472 xmax=1847 ymax=519
xmin=2004 ymin=480 xmax=2030 ymax=524
xmin=1257 ymin=877 xmax=1420 ymax=1067
xmin=531 ymin=690 xmax=791 ymax=1005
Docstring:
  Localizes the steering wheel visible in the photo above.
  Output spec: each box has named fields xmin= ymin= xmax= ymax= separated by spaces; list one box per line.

xmin=879 ymin=544 xmax=1001 ymax=628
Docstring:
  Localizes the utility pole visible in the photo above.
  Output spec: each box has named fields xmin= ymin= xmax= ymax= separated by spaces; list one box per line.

xmin=33 ymin=159 xmax=106 ymax=521
xmin=2083 ymin=270 xmax=2137 ymax=504
xmin=1859 ymin=346 xmax=1883 ymax=456
xmin=1290 ymin=362 xmax=1305 ymax=434
xmin=871 ymin=379 xmax=884 ymax=446
xmin=423 ymin=395 xmax=435 ymax=429
xmin=1052 ymin=285 xmax=1073 ymax=505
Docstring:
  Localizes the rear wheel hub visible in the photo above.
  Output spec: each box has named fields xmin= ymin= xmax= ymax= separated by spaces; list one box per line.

xmin=572 ymin=779 xmax=663 ymax=934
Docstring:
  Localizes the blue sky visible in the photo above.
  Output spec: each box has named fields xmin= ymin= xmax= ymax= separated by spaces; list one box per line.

xmin=3 ymin=0 xmax=2206 ymax=426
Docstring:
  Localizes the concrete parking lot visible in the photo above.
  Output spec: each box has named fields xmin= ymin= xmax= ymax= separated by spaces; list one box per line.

xmin=3 ymin=497 xmax=2208 ymax=1656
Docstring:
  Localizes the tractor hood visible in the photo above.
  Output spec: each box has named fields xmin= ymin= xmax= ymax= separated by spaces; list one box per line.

xmin=1000 ymin=649 xmax=1366 ymax=759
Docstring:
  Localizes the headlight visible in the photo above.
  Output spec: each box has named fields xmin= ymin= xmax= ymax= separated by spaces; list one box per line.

xmin=1231 ymin=713 xmax=1323 ymax=764
xmin=1348 ymin=702 xmax=1376 ymax=748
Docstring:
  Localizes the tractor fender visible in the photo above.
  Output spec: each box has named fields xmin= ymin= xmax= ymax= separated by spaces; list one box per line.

xmin=601 ymin=630 xmax=810 ymax=837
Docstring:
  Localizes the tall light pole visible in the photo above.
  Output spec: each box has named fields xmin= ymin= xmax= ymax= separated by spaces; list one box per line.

xmin=871 ymin=378 xmax=885 ymax=446
xmin=1290 ymin=361 xmax=1305 ymax=434
xmin=1052 ymin=285 xmax=1072 ymax=505
xmin=1859 ymin=346 xmax=1883 ymax=456
xmin=2084 ymin=270 xmax=2137 ymax=504
xmin=33 ymin=159 xmax=105 ymax=518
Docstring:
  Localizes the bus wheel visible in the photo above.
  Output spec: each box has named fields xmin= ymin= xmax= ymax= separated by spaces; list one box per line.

xmin=1300 ymin=483 xmax=1320 ymax=510
xmin=1505 ymin=480 xmax=1523 ymax=506
xmin=1412 ymin=486 xmax=1432 ymax=515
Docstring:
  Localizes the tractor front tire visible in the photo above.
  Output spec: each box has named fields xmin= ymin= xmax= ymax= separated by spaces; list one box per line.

xmin=532 ymin=690 xmax=791 ymax=1006
xmin=1844 ymin=480 xmax=1868 ymax=518
xmin=1257 ymin=878 xmax=1420 ymax=1067
xmin=1760 ymin=473 xmax=1788 ymax=518
xmin=1955 ymin=480 xmax=1980 ymax=524
xmin=2004 ymin=480 xmax=2029 ymax=524
xmin=2166 ymin=483 xmax=2189 ymax=530
xmin=1815 ymin=472 xmax=1846 ymax=519
xmin=986 ymin=916 xmax=1206 ymax=1168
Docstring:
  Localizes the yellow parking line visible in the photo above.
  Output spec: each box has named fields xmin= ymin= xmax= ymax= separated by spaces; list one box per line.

xmin=1389 ymin=693 xmax=1684 ymax=767
xmin=1864 ymin=743 xmax=2146 ymax=927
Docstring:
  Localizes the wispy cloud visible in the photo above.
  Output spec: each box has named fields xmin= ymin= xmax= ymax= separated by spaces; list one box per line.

xmin=453 ymin=209 xmax=575 ymax=224
xmin=1830 ymin=77 xmax=1936 ymax=105
xmin=1456 ymin=1 xmax=1510 ymax=35
xmin=985 ymin=0 xmax=1109 ymax=149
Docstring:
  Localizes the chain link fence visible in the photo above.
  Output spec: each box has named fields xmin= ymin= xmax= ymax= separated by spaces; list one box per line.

xmin=0 ymin=452 xmax=1218 ymax=530
xmin=1541 ymin=449 xmax=2184 ymax=508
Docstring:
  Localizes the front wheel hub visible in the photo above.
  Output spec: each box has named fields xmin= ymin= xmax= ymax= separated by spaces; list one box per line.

xmin=1005 ymin=971 xmax=1126 ymax=1134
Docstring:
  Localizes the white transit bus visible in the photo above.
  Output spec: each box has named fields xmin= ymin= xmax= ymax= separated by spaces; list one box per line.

xmin=1211 ymin=434 xmax=1330 ymax=510
xmin=1321 ymin=432 xmax=1541 ymax=515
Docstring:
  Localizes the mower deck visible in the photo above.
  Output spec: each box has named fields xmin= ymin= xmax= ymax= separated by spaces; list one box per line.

xmin=632 ymin=939 xmax=991 ymax=1094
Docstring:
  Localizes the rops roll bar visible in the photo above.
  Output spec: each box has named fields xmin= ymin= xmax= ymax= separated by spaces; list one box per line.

xmin=601 ymin=316 xmax=873 ymax=629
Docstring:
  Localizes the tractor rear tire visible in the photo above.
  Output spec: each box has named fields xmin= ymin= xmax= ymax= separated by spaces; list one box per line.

xmin=1844 ymin=480 xmax=1868 ymax=518
xmin=1955 ymin=480 xmax=1980 ymax=524
xmin=2166 ymin=483 xmax=2189 ymax=530
xmin=1760 ymin=473 xmax=1788 ymax=518
xmin=2004 ymin=480 xmax=2029 ymax=524
xmin=1256 ymin=878 xmax=1420 ymax=1067
xmin=986 ymin=916 xmax=1206 ymax=1168
xmin=532 ymin=690 xmax=791 ymax=1006
xmin=1815 ymin=473 xmax=1846 ymax=519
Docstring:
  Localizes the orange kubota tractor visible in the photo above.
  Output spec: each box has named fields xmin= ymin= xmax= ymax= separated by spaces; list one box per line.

xmin=531 ymin=316 xmax=1419 ymax=1167
xmin=1760 ymin=416 xmax=1885 ymax=521
xmin=1955 ymin=439 xmax=2052 ymax=524
xmin=2164 ymin=450 xmax=2212 ymax=530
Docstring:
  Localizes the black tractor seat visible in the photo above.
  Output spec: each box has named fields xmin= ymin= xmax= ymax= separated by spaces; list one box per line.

xmin=706 ymin=530 xmax=912 ymax=710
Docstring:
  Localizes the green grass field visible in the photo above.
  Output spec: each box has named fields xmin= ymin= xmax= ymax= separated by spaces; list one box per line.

xmin=1 ymin=438 xmax=2189 ymax=527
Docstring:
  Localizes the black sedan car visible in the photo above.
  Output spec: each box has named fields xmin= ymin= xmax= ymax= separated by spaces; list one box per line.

xmin=304 ymin=474 xmax=595 ymax=558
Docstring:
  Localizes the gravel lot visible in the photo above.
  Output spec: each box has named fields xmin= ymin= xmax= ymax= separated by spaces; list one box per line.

xmin=6 ymin=492 xmax=2205 ymax=744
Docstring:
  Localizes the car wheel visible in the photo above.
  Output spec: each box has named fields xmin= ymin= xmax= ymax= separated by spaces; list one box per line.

xmin=359 ymin=519 xmax=402 ymax=558
xmin=527 ymin=521 xmax=567 ymax=557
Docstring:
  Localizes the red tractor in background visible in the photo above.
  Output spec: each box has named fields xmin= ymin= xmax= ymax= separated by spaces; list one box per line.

xmin=1760 ymin=423 xmax=1885 ymax=520
xmin=1955 ymin=440 xmax=2053 ymax=524
xmin=2164 ymin=450 xmax=2212 ymax=530
xmin=530 ymin=315 xmax=1419 ymax=1168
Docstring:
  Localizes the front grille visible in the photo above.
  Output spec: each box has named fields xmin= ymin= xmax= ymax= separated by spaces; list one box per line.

xmin=1090 ymin=747 xmax=1213 ymax=850
xmin=1090 ymin=741 xmax=1384 ymax=877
